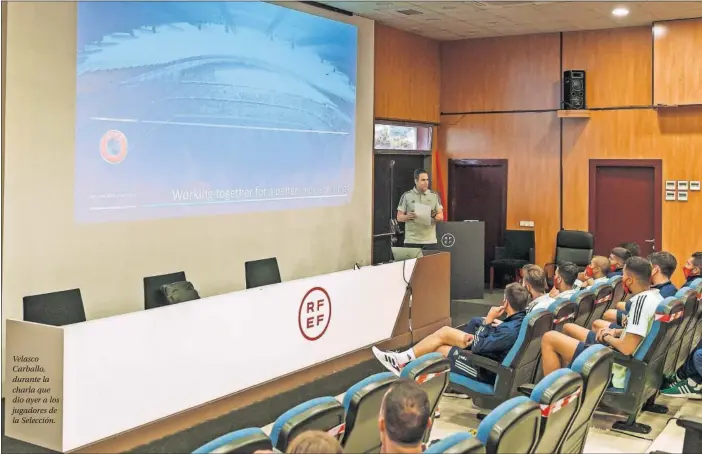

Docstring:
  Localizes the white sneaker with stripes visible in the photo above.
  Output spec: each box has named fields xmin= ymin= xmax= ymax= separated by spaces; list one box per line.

xmin=372 ymin=346 xmax=407 ymax=376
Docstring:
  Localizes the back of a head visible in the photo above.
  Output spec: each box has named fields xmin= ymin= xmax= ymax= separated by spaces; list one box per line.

xmin=648 ymin=251 xmax=677 ymax=278
xmin=692 ymin=252 xmax=702 ymax=269
xmin=522 ymin=265 xmax=547 ymax=294
xmin=286 ymin=430 xmax=342 ymax=454
xmin=505 ymin=282 xmax=530 ymax=312
xmin=593 ymin=255 xmax=610 ymax=272
xmin=611 ymin=247 xmax=632 ymax=264
xmin=556 ymin=261 xmax=579 ymax=287
xmin=620 ymin=242 xmax=641 ymax=257
xmin=624 ymin=256 xmax=653 ymax=284
xmin=382 ymin=378 xmax=430 ymax=447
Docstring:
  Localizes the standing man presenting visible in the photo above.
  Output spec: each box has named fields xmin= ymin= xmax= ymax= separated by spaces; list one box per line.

xmin=397 ymin=169 xmax=444 ymax=249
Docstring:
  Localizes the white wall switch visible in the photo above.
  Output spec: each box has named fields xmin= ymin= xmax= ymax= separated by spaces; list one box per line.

xmin=678 ymin=191 xmax=689 ymax=201
xmin=690 ymin=181 xmax=701 ymax=191
xmin=666 ymin=191 xmax=676 ymax=201
xmin=665 ymin=181 xmax=676 ymax=190
xmin=678 ymin=181 xmax=689 ymax=191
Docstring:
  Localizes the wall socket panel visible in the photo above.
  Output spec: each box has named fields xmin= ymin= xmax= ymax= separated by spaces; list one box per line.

xmin=519 ymin=221 xmax=535 ymax=228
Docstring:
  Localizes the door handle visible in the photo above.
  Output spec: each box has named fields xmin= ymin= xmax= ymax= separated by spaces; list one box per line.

xmin=645 ymin=239 xmax=655 ymax=251
xmin=644 ymin=239 xmax=655 ymax=243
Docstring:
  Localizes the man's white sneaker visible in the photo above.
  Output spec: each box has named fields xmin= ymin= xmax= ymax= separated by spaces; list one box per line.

xmin=372 ymin=346 xmax=403 ymax=376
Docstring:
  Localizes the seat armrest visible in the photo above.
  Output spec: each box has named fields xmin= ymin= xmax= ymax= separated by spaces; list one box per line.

xmin=677 ymin=415 xmax=702 ymax=432
xmin=461 ymin=351 xmax=501 ymax=372
xmin=518 ymin=383 xmax=535 ymax=397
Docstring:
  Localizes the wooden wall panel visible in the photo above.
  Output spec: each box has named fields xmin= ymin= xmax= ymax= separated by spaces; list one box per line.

xmin=439 ymin=113 xmax=561 ymax=266
xmin=562 ymin=27 xmax=653 ymax=108
xmin=374 ymin=24 xmax=441 ymax=123
xmin=562 ymin=108 xmax=702 ymax=284
xmin=440 ymin=34 xmax=561 ymax=113
xmin=654 ymin=18 xmax=702 ymax=105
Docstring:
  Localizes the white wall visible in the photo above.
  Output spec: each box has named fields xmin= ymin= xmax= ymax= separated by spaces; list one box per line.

xmin=1 ymin=2 xmax=374 ymax=386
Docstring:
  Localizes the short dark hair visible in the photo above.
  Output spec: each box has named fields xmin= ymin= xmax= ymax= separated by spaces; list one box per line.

xmin=556 ymin=261 xmax=579 ymax=287
xmin=382 ymin=379 xmax=430 ymax=446
xmin=287 ymin=431 xmax=342 ymax=454
xmin=691 ymin=252 xmax=702 ymax=269
xmin=620 ymin=242 xmax=641 ymax=257
xmin=504 ymin=283 xmax=530 ymax=312
xmin=611 ymin=247 xmax=632 ymax=262
xmin=624 ymin=256 xmax=653 ymax=283
xmin=648 ymin=251 xmax=677 ymax=278
xmin=522 ymin=265 xmax=547 ymax=294
xmin=413 ymin=169 xmax=428 ymax=181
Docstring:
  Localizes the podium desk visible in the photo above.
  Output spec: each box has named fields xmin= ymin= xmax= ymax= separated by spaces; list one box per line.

xmin=4 ymin=253 xmax=450 ymax=453
xmin=436 ymin=221 xmax=485 ymax=300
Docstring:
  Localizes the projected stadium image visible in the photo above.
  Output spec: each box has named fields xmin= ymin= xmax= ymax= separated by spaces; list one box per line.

xmin=75 ymin=2 xmax=357 ymax=223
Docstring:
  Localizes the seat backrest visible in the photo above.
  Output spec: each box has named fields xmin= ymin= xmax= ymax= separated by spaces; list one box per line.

xmin=341 ymin=372 xmax=397 ymax=453
xmin=425 ymin=433 xmax=485 ymax=454
xmin=554 ymin=230 xmax=593 ymax=268
xmin=531 ymin=369 xmax=583 ymax=454
xmin=476 ymin=396 xmax=541 ymax=454
xmin=571 ymin=290 xmax=595 ymax=327
xmin=400 ymin=353 xmax=451 ymax=429
xmin=192 ymin=428 xmax=272 ymax=454
xmin=562 ymin=345 xmax=614 ymax=454
xmin=23 ymin=288 xmax=86 ymax=326
xmin=504 ymin=230 xmax=535 ymax=261
xmin=676 ymin=288 xmax=699 ymax=334
xmin=588 ymin=283 xmax=615 ymax=327
xmin=609 ymin=276 xmax=625 ymax=307
xmin=245 ymin=257 xmax=282 ymax=289
xmin=144 ymin=271 xmax=186 ymax=310
xmin=496 ymin=310 xmax=553 ymax=395
xmin=547 ymin=298 xmax=577 ymax=332
xmin=270 ymin=396 xmax=345 ymax=452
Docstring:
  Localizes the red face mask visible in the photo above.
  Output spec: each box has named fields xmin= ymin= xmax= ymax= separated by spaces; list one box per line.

xmin=683 ymin=267 xmax=695 ymax=279
xmin=623 ymin=278 xmax=632 ymax=295
xmin=585 ymin=265 xmax=594 ymax=278
xmin=610 ymin=264 xmax=619 ymax=272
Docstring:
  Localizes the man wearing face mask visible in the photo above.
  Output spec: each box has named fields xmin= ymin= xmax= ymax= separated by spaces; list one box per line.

xmin=540 ymin=257 xmax=663 ymax=389
xmin=608 ymin=247 xmax=632 ymax=277
xmin=548 ymin=261 xmax=580 ymax=299
xmin=372 ymin=283 xmax=529 ymax=386
xmin=596 ymin=251 xmax=676 ymax=331
xmin=523 ymin=264 xmax=555 ymax=312
xmin=574 ymin=256 xmax=610 ymax=289
xmin=682 ymin=252 xmax=702 ymax=288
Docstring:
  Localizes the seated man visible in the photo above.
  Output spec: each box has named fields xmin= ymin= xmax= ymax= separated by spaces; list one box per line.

xmin=540 ymin=257 xmax=663 ymax=389
xmin=287 ymin=431 xmax=343 ymax=454
xmin=574 ymin=255 xmax=610 ymax=289
xmin=372 ymin=283 xmax=529 ymax=386
xmin=607 ymin=247 xmax=631 ymax=277
xmin=379 ymin=378 xmax=431 ymax=454
xmin=661 ymin=339 xmax=702 ymax=399
xmin=596 ymin=251 xmax=676 ymax=330
xmin=548 ymin=261 xmax=580 ymax=299
xmin=620 ymin=242 xmax=641 ymax=257
xmin=682 ymin=251 xmax=702 ymax=288
xmin=523 ymin=264 xmax=555 ymax=312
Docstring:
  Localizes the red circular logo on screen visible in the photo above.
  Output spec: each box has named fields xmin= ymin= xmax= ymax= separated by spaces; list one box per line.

xmin=100 ymin=130 xmax=128 ymax=164
xmin=298 ymin=287 xmax=332 ymax=341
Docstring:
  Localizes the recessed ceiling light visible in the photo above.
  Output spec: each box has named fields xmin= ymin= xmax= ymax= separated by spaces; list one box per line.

xmin=612 ymin=7 xmax=629 ymax=17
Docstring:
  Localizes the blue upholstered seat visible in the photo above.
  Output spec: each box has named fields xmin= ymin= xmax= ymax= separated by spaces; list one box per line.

xmin=192 ymin=428 xmax=271 ymax=454
xmin=340 ymin=372 xmax=396 ymax=453
xmin=401 ymin=353 xmax=451 ymax=443
xmin=475 ymin=396 xmax=541 ymax=454
xmin=269 ymin=396 xmax=344 ymax=451
xmin=425 ymin=432 xmax=484 ymax=454
xmin=449 ymin=309 xmax=553 ymax=409
xmin=529 ymin=369 xmax=583 ymax=453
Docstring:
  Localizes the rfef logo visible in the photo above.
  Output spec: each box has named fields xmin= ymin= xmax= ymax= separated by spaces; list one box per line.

xmin=441 ymin=233 xmax=456 ymax=248
xmin=299 ymin=287 xmax=332 ymax=341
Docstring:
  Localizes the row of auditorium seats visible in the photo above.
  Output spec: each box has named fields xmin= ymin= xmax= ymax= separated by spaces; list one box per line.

xmin=450 ymin=277 xmax=702 ymax=435
xmin=21 ymin=257 xmax=282 ymax=326
xmin=193 ymin=345 xmax=614 ymax=454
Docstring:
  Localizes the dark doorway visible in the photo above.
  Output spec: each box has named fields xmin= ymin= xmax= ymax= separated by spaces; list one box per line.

xmin=448 ymin=159 xmax=508 ymax=279
xmin=589 ymin=159 xmax=662 ymax=257
xmin=373 ymin=154 xmax=427 ymax=264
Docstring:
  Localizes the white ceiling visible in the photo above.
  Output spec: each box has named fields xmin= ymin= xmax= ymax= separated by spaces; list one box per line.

xmin=320 ymin=1 xmax=702 ymax=40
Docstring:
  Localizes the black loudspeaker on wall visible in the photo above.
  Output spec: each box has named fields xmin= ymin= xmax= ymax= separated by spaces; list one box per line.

xmin=563 ymin=70 xmax=586 ymax=110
